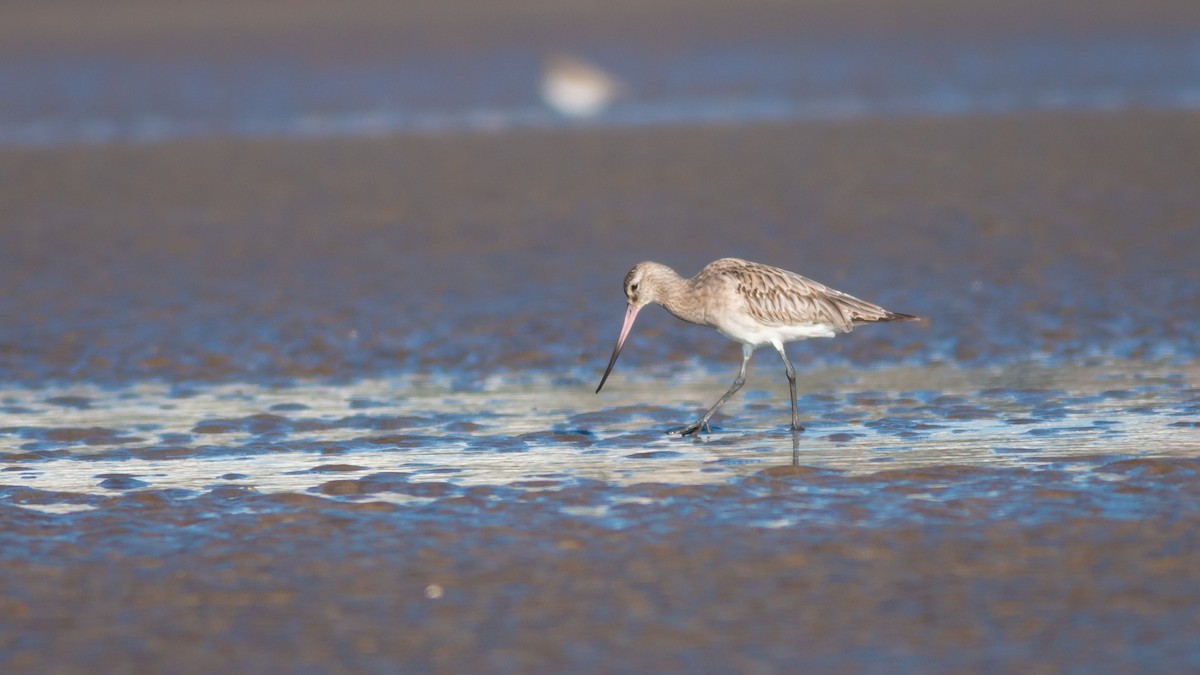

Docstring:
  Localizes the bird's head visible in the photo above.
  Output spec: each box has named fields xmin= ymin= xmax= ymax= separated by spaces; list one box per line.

xmin=597 ymin=261 xmax=676 ymax=393
xmin=622 ymin=261 xmax=674 ymax=309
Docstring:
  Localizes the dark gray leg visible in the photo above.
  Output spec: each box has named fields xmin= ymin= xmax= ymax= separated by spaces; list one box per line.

xmin=668 ymin=345 xmax=753 ymax=435
xmin=773 ymin=342 xmax=805 ymax=432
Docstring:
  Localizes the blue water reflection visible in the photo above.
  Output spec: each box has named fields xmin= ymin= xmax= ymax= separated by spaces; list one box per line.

xmin=2 ymin=34 xmax=1199 ymax=146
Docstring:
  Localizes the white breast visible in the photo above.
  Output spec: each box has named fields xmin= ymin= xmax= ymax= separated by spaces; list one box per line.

xmin=713 ymin=314 xmax=839 ymax=347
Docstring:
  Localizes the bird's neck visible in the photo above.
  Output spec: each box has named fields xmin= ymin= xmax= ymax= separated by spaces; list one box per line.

xmin=654 ymin=270 xmax=706 ymax=325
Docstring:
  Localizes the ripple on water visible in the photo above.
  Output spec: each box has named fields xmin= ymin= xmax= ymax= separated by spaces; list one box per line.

xmin=95 ymin=474 xmax=153 ymax=490
xmin=0 ymin=362 xmax=1195 ymax=525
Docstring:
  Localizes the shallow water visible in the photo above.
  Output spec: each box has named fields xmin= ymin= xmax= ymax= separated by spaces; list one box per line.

xmin=3 ymin=361 xmax=1199 ymax=671
xmin=2 ymin=9 xmax=1199 ymax=146
xmin=3 ymin=361 xmax=1195 ymax=518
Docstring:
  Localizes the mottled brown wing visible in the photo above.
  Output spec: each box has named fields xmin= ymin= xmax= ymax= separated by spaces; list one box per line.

xmin=709 ymin=258 xmax=907 ymax=332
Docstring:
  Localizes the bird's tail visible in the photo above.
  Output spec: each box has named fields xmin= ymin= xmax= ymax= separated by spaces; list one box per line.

xmin=878 ymin=311 xmax=920 ymax=323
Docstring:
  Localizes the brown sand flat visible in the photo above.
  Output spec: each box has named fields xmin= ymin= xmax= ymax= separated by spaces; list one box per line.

xmin=2 ymin=467 xmax=1200 ymax=672
xmin=4 ymin=0 xmax=1195 ymax=52
xmin=5 ymin=0 xmax=1199 ymax=58
xmin=2 ymin=109 xmax=1199 ymax=380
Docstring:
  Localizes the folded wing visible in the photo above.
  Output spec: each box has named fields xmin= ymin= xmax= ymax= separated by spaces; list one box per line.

xmin=707 ymin=258 xmax=916 ymax=333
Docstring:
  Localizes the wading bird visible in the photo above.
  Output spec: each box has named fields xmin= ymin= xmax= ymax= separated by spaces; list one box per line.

xmin=596 ymin=258 xmax=917 ymax=434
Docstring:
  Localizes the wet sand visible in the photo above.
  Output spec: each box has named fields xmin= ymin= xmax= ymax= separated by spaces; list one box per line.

xmin=4 ymin=474 xmax=1200 ymax=673
xmin=3 ymin=107 xmax=1199 ymax=674
xmin=4 ymin=0 xmax=1200 ymax=671
xmin=3 ymin=109 xmax=1199 ymax=383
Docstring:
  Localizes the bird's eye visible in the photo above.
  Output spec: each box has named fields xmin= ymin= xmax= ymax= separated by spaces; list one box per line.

xmin=630 ymin=283 xmax=639 ymax=292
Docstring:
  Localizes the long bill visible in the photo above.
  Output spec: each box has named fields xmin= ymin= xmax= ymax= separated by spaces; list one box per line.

xmin=595 ymin=303 xmax=641 ymax=393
